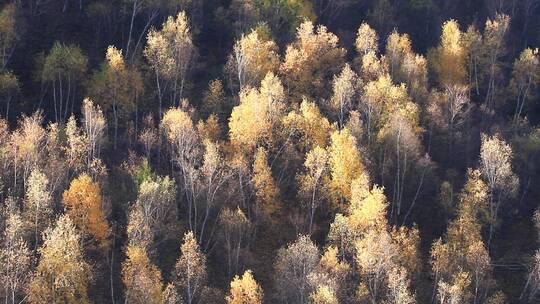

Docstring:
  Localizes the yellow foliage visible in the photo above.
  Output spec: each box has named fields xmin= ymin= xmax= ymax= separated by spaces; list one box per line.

xmin=283 ymin=98 xmax=336 ymax=151
xmin=228 ymin=29 xmax=280 ymax=88
xmin=122 ymin=246 xmax=163 ymax=304
xmin=392 ymin=226 xmax=421 ymax=275
xmin=226 ymin=270 xmax=263 ymax=304
xmin=431 ymin=20 xmax=467 ymax=86
xmin=385 ymin=30 xmax=413 ymax=81
xmin=197 ymin=114 xmax=222 ymax=142
xmin=144 ymin=11 xmax=193 ymax=80
xmin=360 ymin=51 xmax=388 ymax=81
xmin=355 ymin=23 xmax=379 ymax=56
xmin=318 ymin=245 xmax=350 ymax=280
xmin=161 ymin=107 xmax=195 ymax=145
xmin=252 ymin=147 xmax=280 ymax=216
xmin=281 ymin=20 xmax=346 ymax=101
xmin=106 ymin=45 xmax=125 ymax=72
xmin=310 ymin=285 xmax=338 ymax=304
xmin=361 ymin=74 xmax=420 ymax=140
xmin=430 ymin=169 xmax=493 ymax=290
xmin=229 ymin=72 xmax=286 ymax=152
xmin=62 ymin=173 xmax=110 ymax=249
xmin=348 ymin=185 xmax=387 ymax=234
xmin=28 ymin=215 xmax=90 ymax=304
xmin=328 ymin=128 xmax=366 ymax=207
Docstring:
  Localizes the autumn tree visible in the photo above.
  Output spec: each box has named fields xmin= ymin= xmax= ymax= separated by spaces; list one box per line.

xmin=281 ymin=20 xmax=346 ymax=102
xmin=327 ymin=128 xmax=367 ymax=209
xmin=88 ymin=46 xmax=142 ymax=148
xmin=145 ymin=11 xmax=195 ymax=114
xmin=479 ymin=134 xmax=518 ymax=245
xmin=8 ymin=111 xmax=46 ymax=194
xmin=310 ymin=285 xmax=338 ymax=304
xmin=226 ymin=270 xmax=263 ymax=304
xmin=161 ymin=107 xmax=199 ymax=231
xmin=520 ymin=208 xmax=540 ymax=302
xmin=202 ymin=79 xmax=228 ymax=119
xmin=23 ymin=168 xmax=52 ymax=247
xmin=138 ymin=115 xmax=158 ymax=159
xmin=355 ymin=22 xmax=379 ymax=58
xmin=330 ymin=63 xmax=359 ymax=127
xmin=430 ymin=20 xmax=467 ymax=87
xmin=379 ymin=107 xmax=424 ymax=218
xmin=430 ymin=170 xmax=496 ymax=303
xmin=229 ymin=72 xmax=286 ymax=153
xmin=283 ymin=98 xmax=335 ymax=152
xmin=355 ymin=228 xmax=400 ymax=302
xmin=354 ymin=22 xmax=385 ymax=83
xmin=385 ymin=30 xmax=412 ymax=82
xmin=81 ymin=98 xmax=106 ymax=165
xmin=347 ymin=184 xmax=387 ymax=237
xmin=39 ymin=42 xmax=87 ymax=122
xmin=386 ymin=266 xmax=416 ymax=304
xmin=463 ymin=24 xmax=483 ymax=96
xmin=128 ymin=174 xmax=177 ymax=251
xmin=123 ymin=0 xmax=181 ymax=60
xmin=509 ymin=48 xmax=539 ymax=122
xmin=355 ymin=221 xmax=418 ymax=303
xmin=437 ymin=272 xmax=472 ymax=304
xmin=308 ymin=246 xmax=351 ymax=302
xmin=296 ymin=146 xmax=330 ymax=234
xmin=226 ymin=27 xmax=280 ymax=90
xmin=219 ymin=207 xmax=252 ymax=276
xmin=481 ymin=14 xmax=510 ymax=110
xmin=197 ymin=140 xmax=230 ymax=244
xmin=0 ymin=204 xmax=32 ymax=304
xmin=252 ymin=147 xmax=280 ymax=218
xmin=28 ymin=215 xmax=91 ymax=304
xmin=122 ymin=245 xmax=163 ymax=304
xmin=325 ymin=181 xmax=419 ymax=303
xmin=65 ymin=114 xmax=88 ymax=173
xmin=359 ymin=74 xmax=410 ymax=141
xmin=401 ymin=52 xmax=429 ymax=102
xmin=62 ymin=173 xmax=111 ymax=250
xmin=428 ymin=85 xmax=470 ymax=137
xmin=41 ymin=121 xmax=70 ymax=199
xmin=275 ymin=235 xmax=319 ymax=304
xmin=197 ymin=114 xmax=222 ymax=142
xmin=171 ymin=231 xmax=207 ymax=304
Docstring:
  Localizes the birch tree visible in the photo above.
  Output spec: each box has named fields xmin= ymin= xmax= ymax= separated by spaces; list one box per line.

xmin=40 ymin=42 xmax=87 ymax=123
xmin=226 ymin=28 xmax=280 ymax=91
xmin=330 ymin=63 xmax=359 ymax=127
xmin=509 ymin=48 xmax=539 ymax=122
xmin=88 ymin=46 xmax=142 ymax=149
xmin=281 ymin=20 xmax=346 ymax=102
xmin=23 ymin=168 xmax=52 ymax=248
xmin=479 ymin=134 xmax=518 ymax=246
xmin=145 ymin=11 xmax=195 ymax=115
xmin=481 ymin=14 xmax=510 ymax=111
xmin=275 ymin=235 xmax=319 ymax=304
xmin=226 ymin=270 xmax=263 ymax=304
xmin=28 ymin=215 xmax=91 ymax=304
xmin=171 ymin=231 xmax=207 ymax=304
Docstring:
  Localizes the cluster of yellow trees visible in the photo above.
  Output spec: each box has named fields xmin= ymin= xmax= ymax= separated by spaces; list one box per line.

xmin=0 ymin=5 xmax=539 ymax=304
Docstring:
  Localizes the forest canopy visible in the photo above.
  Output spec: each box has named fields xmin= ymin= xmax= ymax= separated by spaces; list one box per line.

xmin=0 ymin=0 xmax=540 ymax=303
